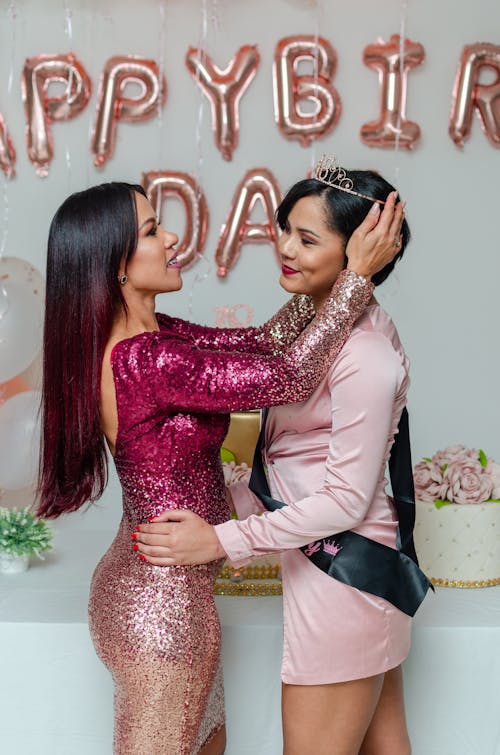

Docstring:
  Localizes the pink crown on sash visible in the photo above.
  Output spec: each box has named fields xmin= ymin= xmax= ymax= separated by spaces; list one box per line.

xmin=323 ymin=539 xmax=343 ymax=557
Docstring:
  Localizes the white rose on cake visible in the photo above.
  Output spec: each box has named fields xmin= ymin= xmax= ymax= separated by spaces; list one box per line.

xmin=413 ymin=460 xmax=446 ymax=502
xmin=415 ymin=446 xmax=500 ymax=505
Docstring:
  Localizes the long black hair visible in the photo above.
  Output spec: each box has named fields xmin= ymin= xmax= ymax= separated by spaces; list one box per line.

xmin=37 ymin=182 xmax=147 ymax=518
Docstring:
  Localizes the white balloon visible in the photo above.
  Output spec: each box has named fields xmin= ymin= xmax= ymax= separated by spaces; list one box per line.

xmin=0 ymin=390 xmax=41 ymax=490
xmin=0 ymin=257 xmax=44 ymax=382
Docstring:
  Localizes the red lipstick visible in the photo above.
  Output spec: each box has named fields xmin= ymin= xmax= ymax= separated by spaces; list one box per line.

xmin=281 ymin=264 xmax=299 ymax=276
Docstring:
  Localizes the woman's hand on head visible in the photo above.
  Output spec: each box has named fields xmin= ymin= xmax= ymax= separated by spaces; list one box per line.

xmin=133 ymin=509 xmax=227 ymax=566
xmin=345 ymin=191 xmax=405 ymax=279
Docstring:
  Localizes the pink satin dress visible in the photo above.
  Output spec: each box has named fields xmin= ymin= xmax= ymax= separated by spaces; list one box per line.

xmin=217 ymin=304 xmax=412 ymax=685
xmin=87 ymin=270 xmax=373 ymax=754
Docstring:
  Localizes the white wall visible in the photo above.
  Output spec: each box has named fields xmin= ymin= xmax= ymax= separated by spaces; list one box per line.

xmin=0 ymin=0 xmax=498 ymax=529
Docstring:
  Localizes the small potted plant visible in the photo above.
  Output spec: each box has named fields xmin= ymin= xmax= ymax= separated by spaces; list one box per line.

xmin=0 ymin=506 xmax=53 ymax=574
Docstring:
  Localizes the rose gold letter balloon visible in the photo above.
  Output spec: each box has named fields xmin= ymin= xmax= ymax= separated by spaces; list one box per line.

xmin=142 ymin=171 xmax=208 ymax=270
xmin=449 ymin=43 xmax=500 ymax=148
xmin=216 ymin=168 xmax=282 ymax=278
xmin=21 ymin=53 xmax=91 ymax=177
xmin=273 ymin=35 xmax=340 ymax=147
xmin=0 ymin=112 xmax=16 ymax=178
xmin=92 ymin=56 xmax=166 ymax=168
xmin=360 ymin=34 xmax=425 ymax=150
xmin=185 ymin=45 xmax=260 ymax=161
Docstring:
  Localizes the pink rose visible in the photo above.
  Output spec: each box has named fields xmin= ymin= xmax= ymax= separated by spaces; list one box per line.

xmin=441 ymin=459 xmax=493 ymax=504
xmin=222 ymin=461 xmax=251 ymax=487
xmin=487 ymin=461 xmax=500 ymax=499
xmin=413 ymin=460 xmax=446 ymax=502
xmin=431 ymin=445 xmax=479 ymax=468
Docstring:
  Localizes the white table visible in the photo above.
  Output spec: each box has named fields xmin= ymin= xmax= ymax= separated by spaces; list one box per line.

xmin=1 ymin=526 xmax=499 ymax=755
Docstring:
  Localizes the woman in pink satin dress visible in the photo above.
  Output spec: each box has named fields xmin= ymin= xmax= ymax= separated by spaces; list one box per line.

xmin=136 ymin=169 xmax=416 ymax=755
xmin=36 ymin=180 xmax=402 ymax=755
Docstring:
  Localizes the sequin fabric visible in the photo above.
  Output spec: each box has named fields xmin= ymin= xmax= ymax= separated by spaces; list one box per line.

xmin=87 ymin=270 xmax=373 ymax=755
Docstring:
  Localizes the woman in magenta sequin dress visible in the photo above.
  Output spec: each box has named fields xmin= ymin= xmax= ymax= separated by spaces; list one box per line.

xmin=36 ymin=181 xmax=403 ymax=755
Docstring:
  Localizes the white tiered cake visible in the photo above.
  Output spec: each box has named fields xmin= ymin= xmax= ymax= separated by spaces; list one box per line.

xmin=414 ymin=500 xmax=500 ymax=587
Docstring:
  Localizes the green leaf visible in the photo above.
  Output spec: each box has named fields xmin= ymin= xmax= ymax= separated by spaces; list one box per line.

xmin=442 ymin=463 xmax=448 ymax=472
xmin=423 ymin=457 xmax=432 ymax=462
xmin=434 ymin=499 xmax=452 ymax=509
xmin=479 ymin=449 xmax=488 ymax=468
xmin=220 ymin=447 xmax=236 ymax=463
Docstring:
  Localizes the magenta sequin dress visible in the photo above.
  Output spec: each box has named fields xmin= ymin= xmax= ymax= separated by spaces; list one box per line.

xmin=87 ymin=270 xmax=373 ymax=755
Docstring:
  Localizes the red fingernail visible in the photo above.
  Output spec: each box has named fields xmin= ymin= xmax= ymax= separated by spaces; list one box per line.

xmin=135 ymin=525 xmax=140 ymax=531
xmin=133 ymin=544 xmax=139 ymax=551
xmin=139 ymin=554 xmax=147 ymax=561
xmin=131 ymin=533 xmax=137 ymax=540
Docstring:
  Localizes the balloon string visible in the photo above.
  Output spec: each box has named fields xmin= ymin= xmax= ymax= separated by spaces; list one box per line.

xmin=63 ymin=1 xmax=73 ymax=40
xmin=0 ymin=173 xmax=9 ymax=260
xmin=7 ymin=2 xmax=17 ymax=96
xmin=188 ymin=0 xmax=216 ymax=320
xmin=0 ymin=177 xmax=9 ymax=319
xmin=187 ymin=254 xmax=212 ymax=319
xmin=194 ymin=0 xmax=209 ymax=187
xmin=1 ymin=0 xmax=15 ymax=306
xmin=394 ymin=0 xmax=408 ymax=186
xmin=310 ymin=0 xmax=323 ymax=171
xmin=210 ymin=0 xmax=219 ymax=31
xmin=64 ymin=1 xmax=73 ymax=93
xmin=64 ymin=1 xmax=73 ymax=185
xmin=85 ymin=10 xmax=96 ymax=188
xmin=157 ymin=0 xmax=167 ymax=164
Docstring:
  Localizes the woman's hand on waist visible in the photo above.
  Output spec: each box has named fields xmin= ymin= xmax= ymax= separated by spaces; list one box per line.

xmin=133 ymin=509 xmax=227 ymax=566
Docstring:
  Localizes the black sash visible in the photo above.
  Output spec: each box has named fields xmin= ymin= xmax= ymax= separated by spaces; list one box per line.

xmin=248 ymin=407 xmax=433 ymax=617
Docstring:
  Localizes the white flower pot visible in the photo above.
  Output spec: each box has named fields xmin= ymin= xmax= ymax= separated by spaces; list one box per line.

xmin=0 ymin=551 xmax=30 ymax=574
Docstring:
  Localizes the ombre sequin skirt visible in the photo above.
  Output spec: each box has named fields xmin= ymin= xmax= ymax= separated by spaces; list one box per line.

xmin=88 ymin=519 xmax=225 ymax=755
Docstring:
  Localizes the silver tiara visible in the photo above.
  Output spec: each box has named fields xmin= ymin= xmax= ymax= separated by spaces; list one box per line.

xmin=312 ymin=154 xmax=386 ymax=205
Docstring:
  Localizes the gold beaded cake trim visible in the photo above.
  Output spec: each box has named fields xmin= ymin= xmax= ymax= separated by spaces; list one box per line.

xmin=214 ymin=581 xmax=282 ymax=596
xmin=217 ymin=563 xmax=281 ymax=581
xmin=215 ymin=563 xmax=282 ymax=595
xmin=430 ymin=576 xmax=500 ymax=588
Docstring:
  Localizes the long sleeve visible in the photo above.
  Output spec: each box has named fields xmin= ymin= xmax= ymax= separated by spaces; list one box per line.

xmin=145 ymin=270 xmax=373 ymax=415
xmin=157 ymin=294 xmax=316 ymax=356
xmin=215 ymin=329 xmax=404 ymax=567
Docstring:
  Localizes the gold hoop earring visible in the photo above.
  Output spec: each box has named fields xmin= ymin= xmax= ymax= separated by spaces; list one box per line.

xmin=119 ymin=274 xmax=128 ymax=285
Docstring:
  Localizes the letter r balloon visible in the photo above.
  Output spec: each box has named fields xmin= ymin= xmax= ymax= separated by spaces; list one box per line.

xmin=449 ymin=43 xmax=500 ymax=148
